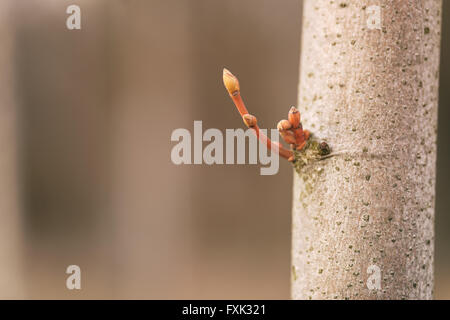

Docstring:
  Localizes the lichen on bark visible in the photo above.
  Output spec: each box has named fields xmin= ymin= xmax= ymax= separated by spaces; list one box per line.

xmin=292 ymin=136 xmax=331 ymax=174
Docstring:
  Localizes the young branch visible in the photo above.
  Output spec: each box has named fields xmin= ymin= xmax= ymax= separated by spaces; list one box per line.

xmin=222 ymin=68 xmax=293 ymax=159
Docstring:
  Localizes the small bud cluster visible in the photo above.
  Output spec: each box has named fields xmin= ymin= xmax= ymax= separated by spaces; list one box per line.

xmin=222 ymin=68 xmax=331 ymax=170
xmin=277 ymin=107 xmax=311 ymax=162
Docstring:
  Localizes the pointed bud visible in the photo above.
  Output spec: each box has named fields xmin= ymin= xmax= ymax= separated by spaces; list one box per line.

xmin=223 ymin=68 xmax=240 ymax=96
xmin=277 ymin=119 xmax=292 ymax=131
xmin=242 ymin=114 xmax=257 ymax=128
xmin=288 ymin=106 xmax=301 ymax=128
xmin=279 ymin=130 xmax=297 ymax=145
xmin=292 ymin=127 xmax=305 ymax=145
xmin=296 ymin=141 xmax=307 ymax=151
xmin=303 ymin=129 xmax=310 ymax=141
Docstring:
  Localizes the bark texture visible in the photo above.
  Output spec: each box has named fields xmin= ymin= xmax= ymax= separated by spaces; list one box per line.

xmin=292 ymin=0 xmax=442 ymax=299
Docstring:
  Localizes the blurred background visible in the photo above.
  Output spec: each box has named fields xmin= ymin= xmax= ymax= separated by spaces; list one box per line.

xmin=0 ymin=0 xmax=448 ymax=299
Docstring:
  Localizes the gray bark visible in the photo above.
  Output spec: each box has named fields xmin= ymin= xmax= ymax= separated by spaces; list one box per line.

xmin=292 ymin=0 xmax=442 ymax=299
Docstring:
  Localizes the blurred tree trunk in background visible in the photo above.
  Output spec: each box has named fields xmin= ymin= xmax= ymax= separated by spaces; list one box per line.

xmin=108 ymin=1 xmax=194 ymax=298
xmin=14 ymin=0 xmax=113 ymax=298
xmin=292 ymin=0 xmax=442 ymax=299
xmin=0 ymin=0 xmax=24 ymax=298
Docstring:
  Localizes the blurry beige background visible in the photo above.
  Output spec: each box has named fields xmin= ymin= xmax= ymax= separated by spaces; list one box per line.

xmin=0 ymin=0 xmax=448 ymax=299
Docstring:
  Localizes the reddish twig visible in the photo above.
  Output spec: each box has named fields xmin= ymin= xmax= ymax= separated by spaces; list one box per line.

xmin=223 ymin=68 xmax=293 ymax=160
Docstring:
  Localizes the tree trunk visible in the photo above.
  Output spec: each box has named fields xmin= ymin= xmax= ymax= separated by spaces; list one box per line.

xmin=292 ymin=0 xmax=442 ymax=299
xmin=0 ymin=0 xmax=24 ymax=298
